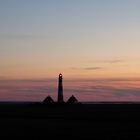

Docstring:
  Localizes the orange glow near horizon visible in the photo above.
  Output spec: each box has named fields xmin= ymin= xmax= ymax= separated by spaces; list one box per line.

xmin=0 ymin=59 xmax=139 ymax=80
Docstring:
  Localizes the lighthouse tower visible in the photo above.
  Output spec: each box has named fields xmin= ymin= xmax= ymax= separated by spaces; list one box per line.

xmin=58 ymin=73 xmax=64 ymax=102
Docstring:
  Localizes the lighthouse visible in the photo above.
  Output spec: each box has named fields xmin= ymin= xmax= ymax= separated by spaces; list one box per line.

xmin=58 ymin=73 xmax=64 ymax=102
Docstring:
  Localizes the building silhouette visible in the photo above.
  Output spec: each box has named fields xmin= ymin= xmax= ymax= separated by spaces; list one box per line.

xmin=43 ymin=96 xmax=54 ymax=104
xmin=67 ymin=95 xmax=78 ymax=104
xmin=57 ymin=73 xmax=64 ymax=102
xmin=43 ymin=73 xmax=79 ymax=104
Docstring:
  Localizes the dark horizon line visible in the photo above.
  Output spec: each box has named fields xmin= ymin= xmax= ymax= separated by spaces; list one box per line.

xmin=0 ymin=101 xmax=140 ymax=104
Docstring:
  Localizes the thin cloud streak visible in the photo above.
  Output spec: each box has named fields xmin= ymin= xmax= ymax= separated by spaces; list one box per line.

xmin=0 ymin=34 xmax=47 ymax=39
xmin=90 ymin=59 xmax=124 ymax=64
xmin=84 ymin=67 xmax=102 ymax=70
xmin=70 ymin=67 xmax=103 ymax=71
xmin=101 ymin=60 xmax=123 ymax=64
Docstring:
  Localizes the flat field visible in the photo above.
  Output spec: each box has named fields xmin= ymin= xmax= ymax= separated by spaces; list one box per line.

xmin=0 ymin=103 xmax=140 ymax=139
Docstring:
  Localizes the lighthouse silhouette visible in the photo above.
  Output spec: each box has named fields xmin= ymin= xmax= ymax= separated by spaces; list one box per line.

xmin=58 ymin=73 xmax=64 ymax=102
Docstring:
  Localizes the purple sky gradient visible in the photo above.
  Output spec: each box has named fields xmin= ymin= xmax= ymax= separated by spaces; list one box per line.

xmin=0 ymin=79 xmax=140 ymax=102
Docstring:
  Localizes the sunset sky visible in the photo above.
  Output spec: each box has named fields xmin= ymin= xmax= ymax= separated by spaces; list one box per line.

xmin=1 ymin=0 xmax=140 ymax=79
xmin=0 ymin=0 xmax=140 ymax=101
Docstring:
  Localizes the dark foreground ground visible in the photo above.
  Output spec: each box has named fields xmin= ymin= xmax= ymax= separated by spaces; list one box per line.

xmin=0 ymin=102 xmax=140 ymax=139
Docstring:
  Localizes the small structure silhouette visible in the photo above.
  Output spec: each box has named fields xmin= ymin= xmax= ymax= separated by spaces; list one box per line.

xmin=43 ymin=96 xmax=54 ymax=104
xmin=67 ymin=95 xmax=78 ymax=104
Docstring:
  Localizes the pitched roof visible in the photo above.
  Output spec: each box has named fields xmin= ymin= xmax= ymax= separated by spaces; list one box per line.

xmin=43 ymin=96 xmax=54 ymax=103
xmin=67 ymin=95 xmax=78 ymax=104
